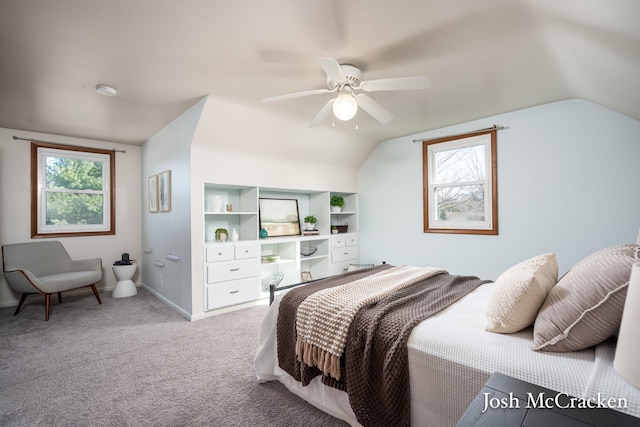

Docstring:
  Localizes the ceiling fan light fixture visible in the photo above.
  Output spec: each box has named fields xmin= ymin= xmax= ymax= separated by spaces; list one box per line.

xmin=263 ymin=57 xmax=430 ymax=126
xmin=333 ymin=92 xmax=357 ymax=121
xmin=96 ymin=84 xmax=117 ymax=97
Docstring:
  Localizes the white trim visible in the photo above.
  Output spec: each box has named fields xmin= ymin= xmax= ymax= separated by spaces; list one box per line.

xmin=427 ymin=133 xmax=493 ymax=231
xmin=36 ymin=146 xmax=112 ymax=234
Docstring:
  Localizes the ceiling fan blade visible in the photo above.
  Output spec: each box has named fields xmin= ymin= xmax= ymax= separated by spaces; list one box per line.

xmin=309 ymin=99 xmax=335 ymax=127
xmin=262 ymin=88 xmax=331 ymax=103
xmin=360 ymin=76 xmax=432 ymax=92
xmin=356 ymin=94 xmax=394 ymax=124
xmin=315 ymin=57 xmax=347 ymax=84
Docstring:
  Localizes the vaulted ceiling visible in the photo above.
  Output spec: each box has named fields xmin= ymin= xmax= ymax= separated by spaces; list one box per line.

xmin=1 ymin=0 xmax=638 ymax=152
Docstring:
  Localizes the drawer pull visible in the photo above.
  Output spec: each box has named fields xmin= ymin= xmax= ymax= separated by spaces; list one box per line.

xmin=244 ymin=250 xmax=249 ymax=253
xmin=344 ymin=252 xmax=349 ymax=255
xmin=217 ymin=252 xmax=222 ymax=256
xmin=230 ymin=290 xmax=240 ymax=294
xmin=230 ymin=268 xmax=240 ymax=272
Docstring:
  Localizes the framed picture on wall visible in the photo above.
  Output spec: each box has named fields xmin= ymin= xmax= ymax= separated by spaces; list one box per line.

xmin=259 ymin=198 xmax=301 ymax=237
xmin=148 ymin=175 xmax=158 ymax=213
xmin=158 ymin=170 xmax=171 ymax=212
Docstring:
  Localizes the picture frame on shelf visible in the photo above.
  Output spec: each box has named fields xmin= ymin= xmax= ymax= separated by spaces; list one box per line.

xmin=259 ymin=198 xmax=301 ymax=237
xmin=301 ymin=271 xmax=313 ymax=282
xmin=158 ymin=170 xmax=171 ymax=212
xmin=148 ymin=175 xmax=158 ymax=213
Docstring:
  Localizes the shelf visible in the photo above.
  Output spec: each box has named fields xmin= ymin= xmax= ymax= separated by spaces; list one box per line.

xmin=259 ymin=235 xmax=329 ymax=244
xmin=300 ymin=235 xmax=330 ymax=241
xmin=261 ymin=258 xmax=296 ymax=265
xmin=204 ymin=211 xmax=257 ymax=215
xmin=300 ymin=254 xmax=328 ymax=262
xmin=204 ymin=239 xmax=255 ymax=245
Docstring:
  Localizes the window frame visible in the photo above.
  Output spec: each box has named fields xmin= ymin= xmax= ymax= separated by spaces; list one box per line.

xmin=422 ymin=129 xmax=498 ymax=235
xmin=31 ymin=141 xmax=116 ymax=238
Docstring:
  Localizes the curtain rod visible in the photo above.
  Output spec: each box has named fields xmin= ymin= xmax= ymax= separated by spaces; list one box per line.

xmin=12 ymin=135 xmax=126 ymax=153
xmin=412 ymin=125 xmax=507 ymax=143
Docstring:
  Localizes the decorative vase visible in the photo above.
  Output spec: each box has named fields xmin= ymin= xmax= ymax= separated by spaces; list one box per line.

xmin=304 ymin=223 xmax=315 ymax=230
xmin=259 ymin=228 xmax=268 ymax=239
xmin=331 ymin=206 xmax=342 ymax=212
xmin=230 ymin=228 xmax=239 ymax=242
xmin=207 ymin=195 xmax=223 ymax=212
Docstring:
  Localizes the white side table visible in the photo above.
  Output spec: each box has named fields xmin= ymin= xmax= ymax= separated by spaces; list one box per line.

xmin=112 ymin=264 xmax=138 ymax=298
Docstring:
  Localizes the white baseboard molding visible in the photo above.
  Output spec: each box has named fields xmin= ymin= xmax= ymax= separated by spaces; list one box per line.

xmin=140 ymin=283 xmax=192 ymax=321
xmin=190 ymin=298 xmax=269 ymax=321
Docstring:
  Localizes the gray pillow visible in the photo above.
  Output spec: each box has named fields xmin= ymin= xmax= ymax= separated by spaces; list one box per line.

xmin=532 ymin=244 xmax=640 ymax=352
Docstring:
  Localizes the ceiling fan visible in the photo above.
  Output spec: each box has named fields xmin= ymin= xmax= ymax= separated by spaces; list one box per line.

xmin=261 ymin=57 xmax=432 ymax=127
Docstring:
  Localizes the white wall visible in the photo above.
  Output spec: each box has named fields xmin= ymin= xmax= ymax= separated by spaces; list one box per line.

xmin=0 ymin=127 xmax=141 ymax=307
xmin=188 ymin=95 xmax=362 ymax=319
xmin=138 ymin=94 xmax=368 ymax=320
xmin=358 ymin=100 xmax=640 ymax=280
xmin=140 ymin=98 xmax=205 ymax=318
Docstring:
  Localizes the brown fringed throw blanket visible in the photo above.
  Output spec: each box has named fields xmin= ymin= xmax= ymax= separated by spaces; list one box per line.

xmin=276 ymin=264 xmax=491 ymax=427
xmin=295 ymin=265 xmax=445 ymax=381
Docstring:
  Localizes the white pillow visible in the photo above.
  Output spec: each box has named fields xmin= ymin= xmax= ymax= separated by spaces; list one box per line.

xmin=486 ymin=253 xmax=558 ymax=333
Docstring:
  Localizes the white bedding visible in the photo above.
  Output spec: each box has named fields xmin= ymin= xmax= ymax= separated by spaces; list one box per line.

xmin=254 ymin=281 xmax=640 ymax=426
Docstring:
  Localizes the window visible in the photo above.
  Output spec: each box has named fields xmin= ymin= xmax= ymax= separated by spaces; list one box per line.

xmin=422 ymin=129 xmax=497 ymax=235
xmin=31 ymin=142 xmax=115 ymax=237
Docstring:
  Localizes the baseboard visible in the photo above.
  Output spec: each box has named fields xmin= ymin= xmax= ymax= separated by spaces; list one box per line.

xmin=140 ymin=283 xmax=192 ymax=321
xmin=190 ymin=298 xmax=269 ymax=321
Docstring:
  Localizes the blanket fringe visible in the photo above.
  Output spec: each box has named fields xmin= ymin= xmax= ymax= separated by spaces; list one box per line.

xmin=296 ymin=336 xmax=342 ymax=380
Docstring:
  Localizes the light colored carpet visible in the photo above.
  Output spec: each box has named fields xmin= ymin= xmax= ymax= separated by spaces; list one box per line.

xmin=0 ymin=288 xmax=348 ymax=426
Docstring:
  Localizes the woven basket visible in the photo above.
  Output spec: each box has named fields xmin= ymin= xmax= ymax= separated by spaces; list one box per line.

xmin=300 ymin=246 xmax=318 ymax=256
xmin=333 ymin=225 xmax=348 ymax=233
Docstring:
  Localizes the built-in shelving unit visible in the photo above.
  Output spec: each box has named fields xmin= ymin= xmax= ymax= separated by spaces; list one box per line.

xmin=204 ymin=184 xmax=258 ymax=243
xmin=330 ymin=192 xmax=358 ymax=235
xmin=202 ymin=183 xmax=358 ymax=311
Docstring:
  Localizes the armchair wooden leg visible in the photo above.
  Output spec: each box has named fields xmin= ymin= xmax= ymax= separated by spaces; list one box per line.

xmin=45 ymin=294 xmax=51 ymax=321
xmin=14 ymin=293 xmax=28 ymax=315
xmin=57 ymin=292 xmax=62 ymax=303
xmin=90 ymin=284 xmax=102 ymax=305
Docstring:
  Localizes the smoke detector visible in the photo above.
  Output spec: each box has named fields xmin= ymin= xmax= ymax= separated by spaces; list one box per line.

xmin=96 ymin=85 xmax=117 ymax=96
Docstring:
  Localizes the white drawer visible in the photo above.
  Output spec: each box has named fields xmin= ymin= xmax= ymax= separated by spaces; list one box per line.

xmin=207 ymin=258 xmax=259 ymax=283
xmin=206 ymin=245 xmax=234 ymax=262
xmin=345 ymin=233 xmax=358 ymax=246
xmin=235 ymin=242 xmax=259 ymax=259
xmin=331 ymin=235 xmax=346 ymax=248
xmin=331 ymin=246 xmax=359 ymax=263
xmin=329 ymin=261 xmax=352 ymax=276
xmin=206 ymin=278 xmax=261 ymax=310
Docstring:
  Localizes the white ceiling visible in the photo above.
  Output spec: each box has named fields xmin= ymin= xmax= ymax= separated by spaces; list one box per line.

xmin=1 ymin=0 xmax=638 ymax=149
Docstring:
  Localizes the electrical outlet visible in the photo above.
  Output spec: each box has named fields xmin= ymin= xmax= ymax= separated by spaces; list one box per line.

xmin=159 ymin=275 xmax=163 ymax=286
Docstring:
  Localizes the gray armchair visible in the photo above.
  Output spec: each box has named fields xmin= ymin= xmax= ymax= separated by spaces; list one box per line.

xmin=2 ymin=241 xmax=103 ymax=320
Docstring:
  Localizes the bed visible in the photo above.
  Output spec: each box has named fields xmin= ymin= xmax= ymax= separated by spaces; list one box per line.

xmin=254 ymin=232 xmax=640 ymax=426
